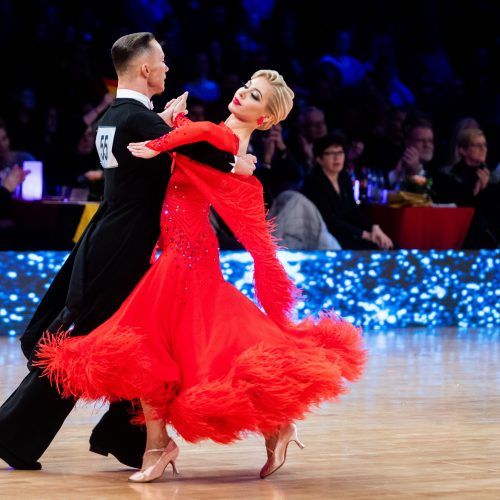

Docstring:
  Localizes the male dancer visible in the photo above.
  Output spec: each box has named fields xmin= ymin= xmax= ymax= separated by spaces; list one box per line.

xmin=0 ymin=32 xmax=255 ymax=470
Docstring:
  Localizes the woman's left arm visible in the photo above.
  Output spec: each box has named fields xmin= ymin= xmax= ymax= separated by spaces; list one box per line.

xmin=128 ymin=115 xmax=238 ymax=159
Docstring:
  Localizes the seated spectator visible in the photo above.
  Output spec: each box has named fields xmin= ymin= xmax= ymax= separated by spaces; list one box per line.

xmin=56 ymin=94 xmax=112 ymax=200
xmin=446 ymin=116 xmax=480 ymax=167
xmin=69 ymin=122 xmax=103 ymax=201
xmin=268 ymin=190 xmax=341 ymax=250
xmin=0 ymin=118 xmax=34 ymax=197
xmin=33 ymin=103 xmax=61 ymax=196
xmin=301 ymin=132 xmax=393 ymax=250
xmin=0 ymin=165 xmax=31 ymax=249
xmin=433 ymin=128 xmax=500 ymax=248
xmin=361 ymin=105 xmax=408 ymax=186
xmin=1 ymin=165 xmax=29 ymax=215
xmin=387 ymin=115 xmax=435 ymax=189
xmin=287 ymin=105 xmax=329 ymax=176
xmin=250 ymin=123 xmax=303 ymax=207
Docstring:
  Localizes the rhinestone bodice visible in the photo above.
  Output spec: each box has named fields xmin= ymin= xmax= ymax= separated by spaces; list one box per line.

xmin=160 ymin=167 xmax=220 ymax=269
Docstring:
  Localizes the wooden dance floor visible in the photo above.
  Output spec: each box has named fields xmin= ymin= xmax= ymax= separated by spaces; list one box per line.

xmin=1 ymin=327 xmax=499 ymax=499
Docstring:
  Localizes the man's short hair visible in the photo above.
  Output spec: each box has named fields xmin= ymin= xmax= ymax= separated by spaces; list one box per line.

xmin=402 ymin=113 xmax=433 ymax=139
xmin=111 ymin=32 xmax=156 ymax=74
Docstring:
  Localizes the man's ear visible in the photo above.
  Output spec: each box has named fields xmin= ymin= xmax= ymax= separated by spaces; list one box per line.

xmin=140 ymin=63 xmax=150 ymax=78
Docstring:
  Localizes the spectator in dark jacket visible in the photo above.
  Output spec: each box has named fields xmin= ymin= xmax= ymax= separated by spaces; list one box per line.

xmin=301 ymin=132 xmax=393 ymax=249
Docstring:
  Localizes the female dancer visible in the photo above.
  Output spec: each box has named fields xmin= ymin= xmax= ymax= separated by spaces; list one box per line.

xmin=35 ymin=70 xmax=366 ymax=482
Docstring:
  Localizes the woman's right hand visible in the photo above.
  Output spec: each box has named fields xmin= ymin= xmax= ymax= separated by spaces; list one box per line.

xmin=127 ymin=141 xmax=160 ymax=159
xmin=370 ymin=225 xmax=394 ymax=249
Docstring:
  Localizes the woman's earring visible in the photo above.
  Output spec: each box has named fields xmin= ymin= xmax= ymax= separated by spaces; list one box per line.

xmin=257 ymin=116 xmax=265 ymax=126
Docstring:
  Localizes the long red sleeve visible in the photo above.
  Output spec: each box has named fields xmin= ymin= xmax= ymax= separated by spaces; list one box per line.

xmin=146 ymin=115 xmax=239 ymax=154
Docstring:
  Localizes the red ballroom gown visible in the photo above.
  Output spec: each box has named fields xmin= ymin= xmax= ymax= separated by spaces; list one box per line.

xmin=35 ymin=116 xmax=366 ymax=444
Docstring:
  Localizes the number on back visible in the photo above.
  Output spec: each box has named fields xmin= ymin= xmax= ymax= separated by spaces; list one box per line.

xmin=96 ymin=127 xmax=118 ymax=168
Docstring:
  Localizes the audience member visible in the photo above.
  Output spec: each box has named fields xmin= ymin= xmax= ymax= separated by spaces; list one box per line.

xmin=361 ymin=105 xmax=408 ymax=185
xmin=182 ymin=52 xmax=221 ymax=104
xmin=32 ymin=104 xmax=61 ymax=196
xmin=287 ymin=106 xmax=329 ymax=176
xmin=0 ymin=1 xmax=499 ymax=249
xmin=446 ymin=116 xmax=480 ymax=166
xmin=5 ymin=86 xmax=39 ymax=152
xmin=268 ymin=190 xmax=341 ymax=250
xmin=387 ymin=115 xmax=435 ymax=189
xmin=0 ymin=166 xmax=29 ymax=212
xmin=319 ymin=30 xmax=366 ymax=88
xmin=301 ymin=132 xmax=393 ymax=250
xmin=56 ymin=93 xmax=112 ymax=200
xmin=0 ymin=119 xmax=35 ymax=197
xmin=433 ymin=128 xmax=499 ymax=248
xmin=250 ymin=123 xmax=303 ymax=206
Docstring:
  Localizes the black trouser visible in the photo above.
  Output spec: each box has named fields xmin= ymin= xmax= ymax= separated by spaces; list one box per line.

xmin=0 ymin=366 xmax=145 ymax=468
xmin=0 ymin=368 xmax=75 ymax=463
xmin=0 ymin=245 xmax=148 ymax=468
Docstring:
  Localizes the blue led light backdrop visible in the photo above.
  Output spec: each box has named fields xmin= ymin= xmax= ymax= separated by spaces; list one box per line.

xmin=1 ymin=250 xmax=499 ymax=336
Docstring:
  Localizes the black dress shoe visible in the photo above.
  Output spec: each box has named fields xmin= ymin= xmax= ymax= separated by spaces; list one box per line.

xmin=89 ymin=401 xmax=146 ymax=469
xmin=0 ymin=442 xmax=42 ymax=470
xmin=89 ymin=442 xmax=142 ymax=469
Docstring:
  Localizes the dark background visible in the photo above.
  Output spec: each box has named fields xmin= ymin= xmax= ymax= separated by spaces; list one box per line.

xmin=1 ymin=0 xmax=499 ymax=166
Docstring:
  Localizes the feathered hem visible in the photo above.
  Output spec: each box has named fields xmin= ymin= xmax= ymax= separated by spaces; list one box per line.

xmin=34 ymin=315 xmax=365 ymax=444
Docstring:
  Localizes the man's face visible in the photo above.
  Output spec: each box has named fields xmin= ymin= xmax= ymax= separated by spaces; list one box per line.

xmin=145 ymin=40 xmax=169 ymax=96
xmin=407 ymin=127 xmax=434 ymax=163
xmin=302 ymin=110 xmax=327 ymax=142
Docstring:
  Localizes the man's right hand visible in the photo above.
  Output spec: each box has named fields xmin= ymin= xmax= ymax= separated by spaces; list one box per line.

xmin=234 ymin=154 xmax=257 ymax=176
xmin=400 ymin=146 xmax=420 ymax=175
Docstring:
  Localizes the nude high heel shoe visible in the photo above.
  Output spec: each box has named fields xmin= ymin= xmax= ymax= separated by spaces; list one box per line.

xmin=128 ymin=439 xmax=179 ymax=483
xmin=260 ymin=423 xmax=305 ymax=479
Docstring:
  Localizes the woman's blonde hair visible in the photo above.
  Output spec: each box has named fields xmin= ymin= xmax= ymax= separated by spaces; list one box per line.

xmin=252 ymin=69 xmax=294 ymax=130
xmin=457 ymin=127 xmax=485 ymax=149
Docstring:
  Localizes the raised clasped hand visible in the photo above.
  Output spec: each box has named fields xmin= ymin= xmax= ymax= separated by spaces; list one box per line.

xmin=159 ymin=92 xmax=189 ymax=127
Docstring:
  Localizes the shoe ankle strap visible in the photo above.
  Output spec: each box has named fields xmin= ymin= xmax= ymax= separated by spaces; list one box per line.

xmin=144 ymin=448 xmax=167 ymax=454
xmin=143 ymin=440 xmax=177 ymax=455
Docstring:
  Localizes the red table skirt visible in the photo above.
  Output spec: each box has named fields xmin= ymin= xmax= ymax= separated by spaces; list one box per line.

xmin=363 ymin=205 xmax=475 ymax=250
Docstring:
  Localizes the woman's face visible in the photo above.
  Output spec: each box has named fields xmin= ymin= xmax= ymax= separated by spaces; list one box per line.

xmin=460 ymin=134 xmax=488 ymax=167
xmin=316 ymin=145 xmax=346 ymax=176
xmin=228 ymin=76 xmax=272 ymax=125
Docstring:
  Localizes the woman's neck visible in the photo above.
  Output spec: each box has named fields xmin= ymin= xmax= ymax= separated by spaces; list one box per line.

xmin=324 ymin=170 xmax=339 ymax=184
xmin=323 ymin=170 xmax=341 ymax=194
xmin=224 ymin=115 xmax=254 ymax=155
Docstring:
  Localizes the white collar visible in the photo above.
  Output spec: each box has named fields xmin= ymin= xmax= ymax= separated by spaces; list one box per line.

xmin=116 ymin=89 xmax=154 ymax=110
